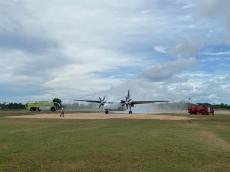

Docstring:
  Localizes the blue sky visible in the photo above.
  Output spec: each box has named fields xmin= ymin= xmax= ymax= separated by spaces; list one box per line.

xmin=0 ymin=0 xmax=230 ymax=103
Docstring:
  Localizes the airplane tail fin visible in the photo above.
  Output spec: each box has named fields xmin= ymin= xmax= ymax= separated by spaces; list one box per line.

xmin=126 ymin=90 xmax=130 ymax=100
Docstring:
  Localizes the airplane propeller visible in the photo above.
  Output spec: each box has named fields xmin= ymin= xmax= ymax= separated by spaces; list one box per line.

xmin=99 ymin=97 xmax=106 ymax=108
xmin=121 ymin=95 xmax=132 ymax=109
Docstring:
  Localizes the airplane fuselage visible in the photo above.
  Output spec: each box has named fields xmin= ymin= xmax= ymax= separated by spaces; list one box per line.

xmin=104 ymin=102 xmax=127 ymax=111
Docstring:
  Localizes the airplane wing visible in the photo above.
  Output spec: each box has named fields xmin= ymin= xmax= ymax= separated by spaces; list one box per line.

xmin=75 ymin=100 xmax=101 ymax=103
xmin=131 ymin=101 xmax=169 ymax=105
xmin=75 ymin=98 xmax=113 ymax=104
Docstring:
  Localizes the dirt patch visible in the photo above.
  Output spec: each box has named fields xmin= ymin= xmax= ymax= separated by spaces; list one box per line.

xmin=197 ymin=131 xmax=230 ymax=151
xmin=0 ymin=144 xmax=11 ymax=150
xmin=6 ymin=113 xmax=194 ymax=121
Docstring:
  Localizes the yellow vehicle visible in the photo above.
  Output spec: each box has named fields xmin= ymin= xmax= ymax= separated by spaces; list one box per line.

xmin=25 ymin=101 xmax=59 ymax=112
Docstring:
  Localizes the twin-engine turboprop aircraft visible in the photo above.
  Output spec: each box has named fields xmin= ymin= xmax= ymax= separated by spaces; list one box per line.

xmin=75 ymin=90 xmax=168 ymax=114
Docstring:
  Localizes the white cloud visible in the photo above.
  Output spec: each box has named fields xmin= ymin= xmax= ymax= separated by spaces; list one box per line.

xmin=139 ymin=58 xmax=196 ymax=82
xmin=0 ymin=0 xmax=230 ymax=104
xmin=153 ymin=46 xmax=168 ymax=54
xmin=201 ymin=51 xmax=230 ymax=56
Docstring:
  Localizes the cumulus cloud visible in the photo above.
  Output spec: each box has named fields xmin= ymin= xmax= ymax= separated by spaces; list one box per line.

xmin=0 ymin=0 xmax=229 ymax=104
xmin=171 ymin=38 xmax=203 ymax=58
xmin=139 ymin=58 xmax=196 ymax=82
xmin=195 ymin=0 xmax=230 ymax=42
xmin=0 ymin=33 xmax=58 ymax=53
xmin=0 ymin=1 xmax=58 ymax=52
xmin=196 ymin=0 xmax=230 ymax=27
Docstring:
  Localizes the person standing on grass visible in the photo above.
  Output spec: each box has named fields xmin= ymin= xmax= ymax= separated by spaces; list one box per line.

xmin=60 ymin=107 xmax=64 ymax=117
xmin=211 ymin=107 xmax=214 ymax=116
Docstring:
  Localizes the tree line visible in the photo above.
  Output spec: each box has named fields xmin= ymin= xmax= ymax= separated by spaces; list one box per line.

xmin=212 ymin=103 xmax=230 ymax=110
xmin=194 ymin=103 xmax=230 ymax=110
xmin=0 ymin=103 xmax=25 ymax=110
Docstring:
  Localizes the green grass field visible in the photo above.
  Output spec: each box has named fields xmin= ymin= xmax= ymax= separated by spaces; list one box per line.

xmin=0 ymin=112 xmax=230 ymax=172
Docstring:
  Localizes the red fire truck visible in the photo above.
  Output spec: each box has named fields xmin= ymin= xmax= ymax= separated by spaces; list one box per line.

xmin=188 ymin=104 xmax=214 ymax=115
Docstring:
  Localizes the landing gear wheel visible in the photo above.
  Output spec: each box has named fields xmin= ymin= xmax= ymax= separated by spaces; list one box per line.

xmin=129 ymin=111 xmax=132 ymax=114
xmin=105 ymin=110 xmax=109 ymax=114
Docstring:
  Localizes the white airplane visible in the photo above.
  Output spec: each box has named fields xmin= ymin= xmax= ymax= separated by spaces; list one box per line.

xmin=75 ymin=90 xmax=168 ymax=114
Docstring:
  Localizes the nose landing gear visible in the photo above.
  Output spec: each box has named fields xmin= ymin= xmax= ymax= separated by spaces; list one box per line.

xmin=105 ymin=109 xmax=109 ymax=114
xmin=129 ymin=110 xmax=132 ymax=114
